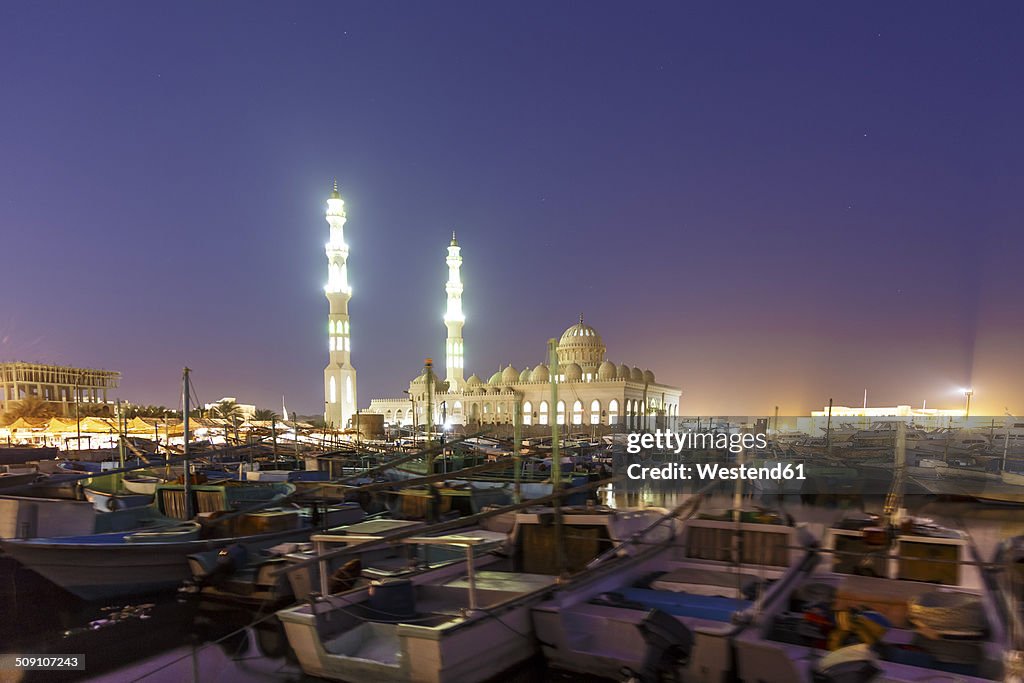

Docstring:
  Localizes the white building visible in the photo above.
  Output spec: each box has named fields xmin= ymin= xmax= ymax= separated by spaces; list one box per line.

xmin=323 ymin=181 xmax=358 ymax=429
xmin=367 ymin=235 xmax=681 ymax=429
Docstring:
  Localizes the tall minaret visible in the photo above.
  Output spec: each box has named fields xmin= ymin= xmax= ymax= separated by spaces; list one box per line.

xmin=323 ymin=180 xmax=357 ymax=429
xmin=443 ymin=232 xmax=465 ymax=388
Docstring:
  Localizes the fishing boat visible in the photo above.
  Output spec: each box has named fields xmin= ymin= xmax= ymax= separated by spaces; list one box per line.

xmin=530 ymin=506 xmax=819 ymax=682
xmin=83 ymin=472 xmax=154 ymax=511
xmin=732 ymin=512 xmax=1012 ymax=682
xmin=732 ymin=420 xmax=1017 ymax=681
xmin=276 ymin=504 xmax=671 ymax=683
xmin=0 ymin=477 xmax=316 ymax=600
xmin=182 ymin=515 xmax=504 ymax=605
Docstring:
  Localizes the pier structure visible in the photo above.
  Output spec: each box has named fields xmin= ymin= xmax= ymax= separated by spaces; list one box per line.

xmin=0 ymin=362 xmax=120 ymax=417
xmin=323 ymin=180 xmax=358 ymax=430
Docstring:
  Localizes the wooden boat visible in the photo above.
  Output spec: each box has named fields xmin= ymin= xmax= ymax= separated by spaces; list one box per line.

xmin=276 ymin=505 xmax=670 ymax=683
xmin=732 ymin=513 xmax=1012 ymax=683
xmin=530 ymin=508 xmax=819 ymax=682
xmin=0 ymin=481 xmax=304 ymax=600
xmin=181 ymin=511 xmax=504 ymax=605
xmin=83 ymin=473 xmax=154 ymax=511
xmin=0 ymin=470 xmax=40 ymax=490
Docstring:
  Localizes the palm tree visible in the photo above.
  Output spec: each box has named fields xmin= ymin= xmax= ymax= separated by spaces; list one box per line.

xmin=253 ymin=408 xmax=279 ymax=421
xmin=125 ymin=404 xmax=175 ymax=419
xmin=210 ymin=399 xmax=244 ymax=443
xmin=0 ymin=396 xmax=57 ymax=425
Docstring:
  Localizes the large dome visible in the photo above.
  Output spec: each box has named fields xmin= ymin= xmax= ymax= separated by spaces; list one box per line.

xmin=466 ymin=374 xmax=482 ymax=387
xmin=597 ymin=360 xmax=617 ymax=381
xmin=488 ymin=370 xmax=503 ymax=386
xmin=617 ymin=363 xmax=631 ymax=380
xmin=518 ymin=367 xmax=531 ymax=382
xmin=557 ymin=314 xmax=606 ymax=366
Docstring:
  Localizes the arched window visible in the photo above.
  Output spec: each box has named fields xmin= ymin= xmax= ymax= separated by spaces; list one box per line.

xmin=523 ymin=401 xmax=533 ymax=426
xmin=329 ymin=376 xmax=337 ymax=404
xmin=590 ymin=399 xmax=601 ymax=425
xmin=608 ymin=399 xmax=619 ymax=425
xmin=556 ymin=400 xmax=566 ymax=425
xmin=453 ymin=400 xmax=462 ymax=416
xmin=572 ymin=400 xmax=583 ymax=425
xmin=539 ymin=401 xmax=549 ymax=426
xmin=385 ymin=410 xmax=393 ymax=422
xmin=345 ymin=376 xmax=354 ymax=404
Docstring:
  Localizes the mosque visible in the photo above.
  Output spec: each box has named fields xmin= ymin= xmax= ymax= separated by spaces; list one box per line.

xmin=320 ymin=184 xmax=681 ymax=431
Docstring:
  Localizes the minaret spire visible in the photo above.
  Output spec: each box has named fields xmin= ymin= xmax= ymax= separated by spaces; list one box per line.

xmin=443 ymin=232 xmax=465 ymax=388
xmin=323 ymin=181 xmax=357 ymax=428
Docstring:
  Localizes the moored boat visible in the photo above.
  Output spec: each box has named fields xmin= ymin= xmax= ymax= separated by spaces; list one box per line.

xmin=530 ymin=507 xmax=819 ymax=682
xmin=276 ymin=504 xmax=671 ymax=683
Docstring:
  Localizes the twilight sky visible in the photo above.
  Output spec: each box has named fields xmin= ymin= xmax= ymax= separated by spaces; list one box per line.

xmin=1 ymin=2 xmax=1022 ymax=417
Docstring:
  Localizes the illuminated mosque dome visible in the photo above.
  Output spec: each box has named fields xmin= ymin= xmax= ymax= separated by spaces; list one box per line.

xmin=557 ymin=314 xmax=606 ymax=366
xmin=501 ymin=365 xmax=519 ymax=384
xmin=530 ymin=364 xmax=550 ymax=382
xmin=519 ymin=368 xmax=531 ymax=382
xmin=564 ymin=362 xmax=583 ymax=382
xmin=617 ymin=363 xmax=631 ymax=380
xmin=598 ymin=360 xmax=617 ymax=380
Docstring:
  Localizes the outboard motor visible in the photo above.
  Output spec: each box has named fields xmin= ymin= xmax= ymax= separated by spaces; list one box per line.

xmin=812 ymin=644 xmax=881 ymax=683
xmin=196 ymin=543 xmax=249 ymax=587
xmin=636 ymin=608 xmax=693 ymax=682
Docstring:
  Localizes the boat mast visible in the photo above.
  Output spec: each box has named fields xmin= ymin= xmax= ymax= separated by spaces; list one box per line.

xmin=182 ymin=367 xmax=193 ymax=520
xmin=548 ymin=338 xmax=566 ymax=576
xmin=513 ymin=399 xmax=522 ymax=503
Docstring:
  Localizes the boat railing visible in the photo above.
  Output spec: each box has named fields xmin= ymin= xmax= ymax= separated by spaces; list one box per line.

xmin=585 ymin=481 xmax=718 ymax=570
xmin=308 ymin=533 xmax=492 ymax=609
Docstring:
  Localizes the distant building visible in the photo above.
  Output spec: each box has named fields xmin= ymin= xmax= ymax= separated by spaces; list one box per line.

xmin=810 ymin=405 xmax=965 ymax=419
xmin=0 ymin=362 xmax=120 ymax=417
xmin=204 ymin=397 xmax=256 ymax=420
xmin=798 ymin=404 xmax=967 ymax=433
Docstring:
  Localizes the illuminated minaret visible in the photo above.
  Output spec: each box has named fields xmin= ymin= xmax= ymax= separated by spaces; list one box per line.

xmin=323 ymin=180 xmax=357 ymax=428
xmin=443 ymin=232 xmax=465 ymax=388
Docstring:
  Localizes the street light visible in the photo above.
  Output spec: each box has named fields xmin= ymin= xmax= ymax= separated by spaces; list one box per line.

xmin=962 ymin=388 xmax=974 ymax=420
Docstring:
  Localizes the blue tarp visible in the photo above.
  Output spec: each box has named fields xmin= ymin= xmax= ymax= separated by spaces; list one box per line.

xmin=618 ymin=588 xmax=751 ymax=622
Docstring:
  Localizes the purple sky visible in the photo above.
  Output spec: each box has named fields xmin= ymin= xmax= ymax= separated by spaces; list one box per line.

xmin=1 ymin=2 xmax=1022 ymax=416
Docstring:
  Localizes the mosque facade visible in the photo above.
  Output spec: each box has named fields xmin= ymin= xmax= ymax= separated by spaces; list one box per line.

xmin=362 ymin=224 xmax=681 ymax=430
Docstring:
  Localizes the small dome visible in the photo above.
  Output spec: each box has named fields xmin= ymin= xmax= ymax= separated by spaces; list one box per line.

xmin=564 ymin=362 xmax=583 ymax=382
xmin=488 ymin=370 xmax=503 ymax=385
xmin=531 ymin=364 xmax=550 ymax=382
xmin=617 ymin=363 xmax=631 ymax=379
xmin=467 ymin=374 xmax=482 ymax=387
xmin=643 ymin=369 xmax=655 ymax=384
xmin=518 ymin=368 xmax=531 ymax=382
xmin=597 ymin=360 xmax=617 ymax=380
xmin=501 ymin=365 xmax=519 ymax=384
xmin=630 ymin=366 xmax=644 ymax=382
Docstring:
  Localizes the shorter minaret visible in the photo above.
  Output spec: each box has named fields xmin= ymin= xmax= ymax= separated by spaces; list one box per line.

xmin=443 ymin=232 xmax=465 ymax=388
xmin=323 ymin=180 xmax=357 ymax=428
